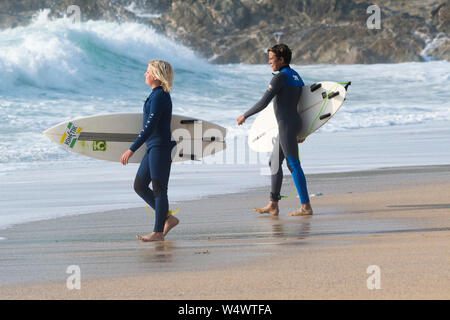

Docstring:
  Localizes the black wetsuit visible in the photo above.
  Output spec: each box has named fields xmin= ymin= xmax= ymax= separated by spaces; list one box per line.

xmin=130 ymin=86 xmax=176 ymax=232
xmin=244 ymin=66 xmax=310 ymax=204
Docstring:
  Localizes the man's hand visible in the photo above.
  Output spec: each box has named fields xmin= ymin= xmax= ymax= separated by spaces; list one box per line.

xmin=297 ymin=137 xmax=306 ymax=143
xmin=237 ymin=114 xmax=246 ymax=125
xmin=120 ymin=149 xmax=134 ymax=165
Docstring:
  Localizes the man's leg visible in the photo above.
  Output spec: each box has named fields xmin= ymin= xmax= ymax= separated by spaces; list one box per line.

xmin=286 ymin=153 xmax=310 ymax=205
xmin=254 ymin=138 xmax=284 ymax=216
xmin=279 ymin=131 xmax=313 ymax=216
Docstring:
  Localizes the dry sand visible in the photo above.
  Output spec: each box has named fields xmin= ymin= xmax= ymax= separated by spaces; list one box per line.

xmin=0 ymin=165 xmax=449 ymax=299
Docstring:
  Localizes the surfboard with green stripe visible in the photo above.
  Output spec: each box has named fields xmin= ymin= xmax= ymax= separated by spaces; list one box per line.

xmin=248 ymin=81 xmax=351 ymax=153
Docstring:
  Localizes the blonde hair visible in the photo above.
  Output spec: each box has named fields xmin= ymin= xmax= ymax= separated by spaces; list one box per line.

xmin=148 ymin=60 xmax=174 ymax=92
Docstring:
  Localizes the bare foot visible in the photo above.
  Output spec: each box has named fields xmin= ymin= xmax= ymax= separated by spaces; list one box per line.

xmin=287 ymin=204 xmax=313 ymax=216
xmin=136 ymin=232 xmax=164 ymax=242
xmin=163 ymin=215 xmax=179 ymax=236
xmin=254 ymin=202 xmax=279 ymax=216
xmin=287 ymin=209 xmax=313 ymax=216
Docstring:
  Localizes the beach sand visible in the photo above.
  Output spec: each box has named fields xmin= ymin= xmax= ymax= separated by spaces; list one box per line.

xmin=0 ymin=165 xmax=449 ymax=299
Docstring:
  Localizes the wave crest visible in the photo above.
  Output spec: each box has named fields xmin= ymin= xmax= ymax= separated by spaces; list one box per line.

xmin=0 ymin=9 xmax=206 ymax=94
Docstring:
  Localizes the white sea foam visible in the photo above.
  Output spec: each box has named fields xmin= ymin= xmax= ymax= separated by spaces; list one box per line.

xmin=124 ymin=2 xmax=162 ymax=18
xmin=0 ymin=10 xmax=208 ymax=94
xmin=420 ymin=32 xmax=449 ymax=62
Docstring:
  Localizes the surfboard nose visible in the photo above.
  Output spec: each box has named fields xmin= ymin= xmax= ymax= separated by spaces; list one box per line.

xmin=42 ymin=128 xmax=50 ymax=136
xmin=42 ymin=122 xmax=61 ymax=137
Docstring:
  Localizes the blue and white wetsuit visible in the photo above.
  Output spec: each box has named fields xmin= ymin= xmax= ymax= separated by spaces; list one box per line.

xmin=244 ymin=66 xmax=310 ymax=204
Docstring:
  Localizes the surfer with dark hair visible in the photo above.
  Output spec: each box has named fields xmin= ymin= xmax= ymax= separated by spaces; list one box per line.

xmin=120 ymin=60 xmax=179 ymax=241
xmin=237 ymin=44 xmax=313 ymax=216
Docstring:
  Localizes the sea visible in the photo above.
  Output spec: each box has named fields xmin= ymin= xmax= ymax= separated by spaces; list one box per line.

xmin=0 ymin=10 xmax=449 ymax=230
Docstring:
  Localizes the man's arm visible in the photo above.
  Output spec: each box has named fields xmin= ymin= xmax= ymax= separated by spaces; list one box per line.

xmin=243 ymin=72 xmax=286 ymax=119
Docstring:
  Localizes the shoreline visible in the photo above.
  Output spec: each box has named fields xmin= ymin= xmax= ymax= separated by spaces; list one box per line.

xmin=1 ymin=163 xmax=449 ymax=232
xmin=0 ymin=164 xmax=449 ymax=299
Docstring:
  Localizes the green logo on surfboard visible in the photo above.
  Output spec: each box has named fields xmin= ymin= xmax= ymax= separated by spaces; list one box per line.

xmin=93 ymin=140 xmax=107 ymax=151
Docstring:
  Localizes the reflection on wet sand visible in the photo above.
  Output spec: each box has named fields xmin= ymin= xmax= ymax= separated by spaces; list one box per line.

xmin=138 ymin=240 xmax=175 ymax=264
xmin=269 ymin=216 xmax=311 ymax=239
xmin=297 ymin=217 xmax=312 ymax=239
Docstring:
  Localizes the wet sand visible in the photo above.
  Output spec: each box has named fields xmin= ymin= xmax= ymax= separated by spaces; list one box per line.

xmin=0 ymin=165 xmax=449 ymax=299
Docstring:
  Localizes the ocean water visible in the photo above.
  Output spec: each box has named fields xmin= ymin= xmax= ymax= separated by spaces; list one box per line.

xmin=0 ymin=10 xmax=449 ymax=230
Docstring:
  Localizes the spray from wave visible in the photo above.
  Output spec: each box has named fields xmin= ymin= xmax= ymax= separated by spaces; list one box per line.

xmin=0 ymin=9 xmax=208 ymax=95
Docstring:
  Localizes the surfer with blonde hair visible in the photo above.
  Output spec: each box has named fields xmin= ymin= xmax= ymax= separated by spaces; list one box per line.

xmin=120 ymin=60 xmax=178 ymax=241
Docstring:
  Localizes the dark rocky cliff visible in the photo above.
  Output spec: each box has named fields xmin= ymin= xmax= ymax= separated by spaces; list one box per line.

xmin=1 ymin=0 xmax=448 ymax=64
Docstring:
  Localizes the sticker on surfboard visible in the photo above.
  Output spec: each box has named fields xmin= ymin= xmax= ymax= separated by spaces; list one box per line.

xmin=60 ymin=122 xmax=82 ymax=148
xmin=93 ymin=140 xmax=107 ymax=151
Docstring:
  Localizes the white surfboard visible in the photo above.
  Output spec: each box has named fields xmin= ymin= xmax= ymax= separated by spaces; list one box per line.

xmin=248 ymin=81 xmax=350 ymax=152
xmin=43 ymin=113 xmax=227 ymax=162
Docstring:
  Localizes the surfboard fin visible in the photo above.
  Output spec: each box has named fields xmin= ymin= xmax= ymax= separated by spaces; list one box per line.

xmin=202 ymin=137 xmax=226 ymax=143
xmin=180 ymin=119 xmax=202 ymax=124
xmin=310 ymin=83 xmax=322 ymax=92
xmin=327 ymin=91 xmax=339 ymax=99
xmin=319 ymin=113 xmax=331 ymax=120
xmin=179 ymin=153 xmax=199 ymax=161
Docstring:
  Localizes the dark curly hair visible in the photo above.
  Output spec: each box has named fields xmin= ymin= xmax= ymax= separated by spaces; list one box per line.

xmin=267 ymin=44 xmax=292 ymax=65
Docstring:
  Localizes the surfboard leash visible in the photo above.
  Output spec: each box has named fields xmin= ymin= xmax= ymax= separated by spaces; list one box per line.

xmin=307 ymin=82 xmax=340 ymax=136
xmin=146 ymin=204 xmax=180 ymax=216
